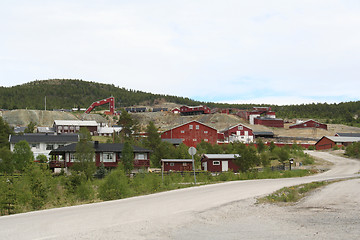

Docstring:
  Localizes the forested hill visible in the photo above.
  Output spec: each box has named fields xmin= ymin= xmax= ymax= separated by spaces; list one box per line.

xmin=0 ymin=79 xmax=206 ymax=110
xmin=0 ymin=79 xmax=359 ymax=124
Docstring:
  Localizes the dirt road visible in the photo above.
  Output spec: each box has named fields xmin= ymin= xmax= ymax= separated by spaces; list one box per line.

xmin=0 ymin=151 xmax=359 ymax=239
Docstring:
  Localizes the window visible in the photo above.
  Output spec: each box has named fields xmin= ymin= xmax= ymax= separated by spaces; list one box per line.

xmin=70 ymin=126 xmax=74 ymax=130
xmin=135 ymin=153 xmax=146 ymax=160
xmin=189 ymin=125 xmax=193 ymax=129
xmin=193 ymin=139 xmax=197 ymax=141
xmin=103 ymin=153 xmax=115 ymax=162
xmin=46 ymin=144 xmax=54 ymax=150
xmin=170 ymin=163 xmax=175 ymax=166
xmin=181 ymin=130 xmax=185 ymax=133
xmin=57 ymin=144 xmax=64 ymax=149
xmin=204 ymin=139 xmax=208 ymax=142
xmin=204 ymin=131 xmax=208 ymax=134
xmin=213 ymin=161 xmax=220 ymax=165
xmin=196 ymin=125 xmax=199 ymax=130
xmin=70 ymin=153 xmax=76 ymax=162
xmin=31 ymin=143 xmax=37 ymax=148
xmin=238 ymin=126 xmax=243 ymax=130
xmin=64 ymin=126 xmax=68 ymax=130
xmin=304 ymin=124 xmax=307 ymax=127
xmin=58 ymin=126 xmax=62 ymax=130
xmin=182 ymin=163 xmax=188 ymax=166
xmin=76 ymin=126 xmax=80 ymax=130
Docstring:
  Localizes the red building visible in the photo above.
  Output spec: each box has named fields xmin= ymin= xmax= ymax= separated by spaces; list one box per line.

xmin=161 ymin=159 xmax=193 ymax=171
xmin=179 ymin=105 xmax=211 ymax=115
xmin=200 ymin=154 xmax=240 ymax=172
xmin=49 ymin=142 xmax=151 ymax=172
xmin=53 ymin=120 xmax=99 ymax=135
xmin=221 ymin=123 xmax=254 ymax=143
xmin=315 ymin=136 xmax=360 ymax=150
xmin=254 ymin=117 xmax=284 ymax=128
xmin=289 ymin=119 xmax=327 ymax=130
xmin=161 ymin=120 xmax=218 ymax=147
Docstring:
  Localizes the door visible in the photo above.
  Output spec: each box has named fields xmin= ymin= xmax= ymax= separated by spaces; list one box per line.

xmin=203 ymin=162 xmax=207 ymax=171
xmin=222 ymin=161 xmax=228 ymax=172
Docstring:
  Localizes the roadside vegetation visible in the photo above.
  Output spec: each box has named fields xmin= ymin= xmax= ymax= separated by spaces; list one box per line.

xmin=0 ymin=115 xmax=321 ymax=215
xmin=345 ymin=142 xmax=360 ymax=159
xmin=258 ymin=181 xmax=331 ymax=204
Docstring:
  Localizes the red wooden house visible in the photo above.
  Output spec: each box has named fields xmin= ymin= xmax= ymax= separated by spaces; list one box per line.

xmin=289 ymin=119 xmax=327 ymax=130
xmin=161 ymin=120 xmax=218 ymax=147
xmin=221 ymin=123 xmax=254 ymax=143
xmin=200 ymin=154 xmax=240 ymax=172
xmin=179 ymin=105 xmax=211 ymax=115
xmin=315 ymin=136 xmax=360 ymax=150
xmin=254 ymin=117 xmax=284 ymax=128
xmin=161 ymin=159 xmax=193 ymax=171
xmin=49 ymin=142 xmax=151 ymax=172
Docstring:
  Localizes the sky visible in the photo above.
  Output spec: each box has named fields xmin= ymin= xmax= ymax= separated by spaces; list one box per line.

xmin=1 ymin=0 xmax=360 ymax=105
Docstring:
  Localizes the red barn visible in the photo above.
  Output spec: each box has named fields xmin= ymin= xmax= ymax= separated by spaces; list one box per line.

xmin=200 ymin=154 xmax=240 ymax=172
xmin=290 ymin=119 xmax=327 ymax=130
xmin=161 ymin=159 xmax=193 ymax=171
xmin=254 ymin=117 xmax=284 ymax=128
xmin=221 ymin=123 xmax=254 ymax=143
xmin=179 ymin=105 xmax=211 ymax=115
xmin=315 ymin=136 xmax=360 ymax=150
xmin=161 ymin=120 xmax=218 ymax=147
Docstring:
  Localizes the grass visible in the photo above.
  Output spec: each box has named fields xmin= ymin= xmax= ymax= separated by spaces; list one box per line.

xmin=258 ymin=181 xmax=332 ymax=204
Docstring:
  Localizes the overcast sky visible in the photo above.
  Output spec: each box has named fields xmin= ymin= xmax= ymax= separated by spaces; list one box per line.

xmin=1 ymin=0 xmax=359 ymax=105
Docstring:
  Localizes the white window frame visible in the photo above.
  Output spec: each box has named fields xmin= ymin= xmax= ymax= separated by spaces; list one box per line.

xmin=170 ymin=163 xmax=175 ymax=166
xmin=70 ymin=153 xmax=77 ymax=162
xmin=238 ymin=126 xmax=243 ymax=130
xmin=103 ymin=152 xmax=115 ymax=162
xmin=204 ymin=131 xmax=208 ymax=134
xmin=181 ymin=130 xmax=185 ymax=133
xmin=196 ymin=125 xmax=200 ymax=130
xmin=135 ymin=153 xmax=146 ymax=160
xmin=189 ymin=125 xmax=193 ymax=130
xmin=213 ymin=161 xmax=220 ymax=165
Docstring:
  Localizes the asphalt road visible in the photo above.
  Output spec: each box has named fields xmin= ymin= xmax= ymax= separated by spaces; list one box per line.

xmin=0 ymin=151 xmax=359 ymax=240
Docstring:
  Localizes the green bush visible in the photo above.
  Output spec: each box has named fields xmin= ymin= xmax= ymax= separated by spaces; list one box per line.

xmin=98 ymin=167 xmax=131 ymax=201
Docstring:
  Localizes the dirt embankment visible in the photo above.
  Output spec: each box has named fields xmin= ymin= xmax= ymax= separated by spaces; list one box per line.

xmin=2 ymin=110 xmax=107 ymax=127
xmin=2 ymin=109 xmax=360 ymax=140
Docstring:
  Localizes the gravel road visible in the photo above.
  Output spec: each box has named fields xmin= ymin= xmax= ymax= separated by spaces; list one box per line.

xmin=0 ymin=151 xmax=359 ymax=239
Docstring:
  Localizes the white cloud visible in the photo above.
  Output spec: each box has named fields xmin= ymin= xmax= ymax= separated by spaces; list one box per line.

xmin=0 ymin=0 xmax=359 ymax=104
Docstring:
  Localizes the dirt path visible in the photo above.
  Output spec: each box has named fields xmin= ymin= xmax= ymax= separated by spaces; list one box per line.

xmin=0 ymin=151 xmax=359 ymax=239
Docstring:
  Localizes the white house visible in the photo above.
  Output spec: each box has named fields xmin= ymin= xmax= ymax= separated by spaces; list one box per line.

xmin=9 ymin=133 xmax=79 ymax=160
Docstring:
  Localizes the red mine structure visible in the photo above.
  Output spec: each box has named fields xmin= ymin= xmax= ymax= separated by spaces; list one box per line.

xmin=85 ymin=97 xmax=115 ymax=115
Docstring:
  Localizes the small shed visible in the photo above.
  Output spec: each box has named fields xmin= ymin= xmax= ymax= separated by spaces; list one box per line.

xmin=161 ymin=159 xmax=193 ymax=171
xmin=200 ymin=154 xmax=240 ymax=172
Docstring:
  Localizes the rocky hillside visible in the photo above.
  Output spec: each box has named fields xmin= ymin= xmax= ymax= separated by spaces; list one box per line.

xmin=2 ymin=109 xmax=360 ymax=142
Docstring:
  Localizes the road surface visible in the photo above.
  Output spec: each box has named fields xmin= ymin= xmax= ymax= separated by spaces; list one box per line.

xmin=0 ymin=151 xmax=359 ymax=239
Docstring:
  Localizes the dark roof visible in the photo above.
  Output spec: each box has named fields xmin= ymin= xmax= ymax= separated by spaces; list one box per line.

xmin=335 ymin=133 xmax=360 ymax=138
xmin=9 ymin=133 xmax=79 ymax=144
xmin=162 ymin=138 xmax=183 ymax=145
xmin=50 ymin=142 xmax=152 ymax=155
xmin=253 ymin=132 xmax=274 ymax=136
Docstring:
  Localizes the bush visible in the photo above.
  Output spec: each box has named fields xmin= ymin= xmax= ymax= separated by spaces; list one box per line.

xmin=98 ymin=167 xmax=131 ymax=201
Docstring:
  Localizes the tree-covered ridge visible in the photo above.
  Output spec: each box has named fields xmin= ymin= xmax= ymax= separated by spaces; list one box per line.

xmin=0 ymin=79 xmax=359 ymax=123
xmin=0 ymin=79 xmax=204 ymax=110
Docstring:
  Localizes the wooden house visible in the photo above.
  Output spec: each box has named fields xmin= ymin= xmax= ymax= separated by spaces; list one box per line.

xmin=49 ymin=142 xmax=151 ymax=172
xmin=161 ymin=120 xmax=218 ymax=147
xmin=161 ymin=159 xmax=193 ymax=171
xmin=221 ymin=123 xmax=254 ymax=143
xmin=290 ymin=119 xmax=327 ymax=130
xmin=315 ymin=136 xmax=360 ymax=150
xmin=200 ymin=154 xmax=240 ymax=172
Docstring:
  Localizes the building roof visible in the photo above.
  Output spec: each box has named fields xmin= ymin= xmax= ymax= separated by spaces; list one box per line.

xmin=9 ymin=133 xmax=79 ymax=144
xmin=221 ymin=123 xmax=252 ymax=132
xmin=98 ymin=127 xmax=122 ymax=134
xmin=163 ymin=120 xmax=217 ymax=133
xmin=201 ymin=154 xmax=240 ymax=160
xmin=253 ymin=132 xmax=274 ymax=136
xmin=50 ymin=142 xmax=151 ymax=154
xmin=335 ymin=133 xmax=360 ymax=138
xmin=161 ymin=159 xmax=193 ymax=162
xmin=289 ymin=119 xmax=324 ymax=127
xmin=162 ymin=138 xmax=183 ymax=145
xmin=317 ymin=136 xmax=360 ymax=144
xmin=53 ymin=120 xmax=98 ymax=126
